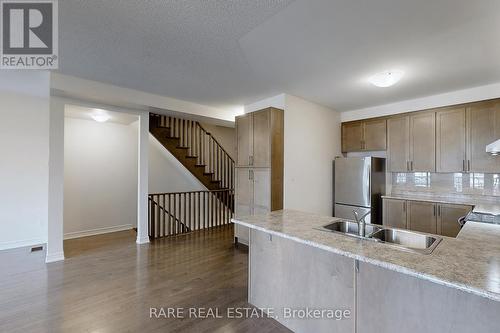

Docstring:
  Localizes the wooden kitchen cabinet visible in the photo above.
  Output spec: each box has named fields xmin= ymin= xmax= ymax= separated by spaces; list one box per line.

xmin=236 ymin=107 xmax=282 ymax=168
xmin=387 ymin=111 xmax=435 ymax=172
xmin=436 ymin=107 xmax=467 ymax=172
xmin=363 ymin=118 xmax=387 ymax=150
xmin=342 ymin=121 xmax=363 ymax=151
xmin=467 ymin=100 xmax=500 ymax=173
xmin=387 ymin=116 xmax=410 ymax=172
xmin=437 ymin=204 xmax=472 ymax=237
xmin=409 ymin=111 xmax=436 ymax=172
xmin=236 ymin=113 xmax=252 ymax=167
xmin=235 ymin=107 xmax=284 ymax=245
xmin=407 ymin=201 xmax=437 ymax=234
xmin=252 ymin=110 xmax=271 ymax=167
xmin=383 ymin=198 xmax=469 ymax=237
xmin=382 ymin=198 xmax=407 ymax=229
xmin=342 ymin=119 xmax=386 ymax=152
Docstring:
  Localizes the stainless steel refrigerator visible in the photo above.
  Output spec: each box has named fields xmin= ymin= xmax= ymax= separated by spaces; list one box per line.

xmin=333 ymin=157 xmax=386 ymax=224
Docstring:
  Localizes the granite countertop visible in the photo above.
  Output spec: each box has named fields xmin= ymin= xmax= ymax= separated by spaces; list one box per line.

xmin=232 ymin=209 xmax=500 ymax=302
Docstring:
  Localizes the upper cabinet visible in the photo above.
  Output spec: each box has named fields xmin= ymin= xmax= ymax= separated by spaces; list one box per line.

xmin=347 ymin=97 xmax=500 ymax=173
xmin=467 ymin=100 xmax=500 ymax=173
xmin=236 ymin=108 xmax=283 ymax=168
xmin=436 ymin=107 xmax=467 ymax=172
xmin=341 ymin=119 xmax=386 ymax=152
xmin=387 ymin=116 xmax=410 ymax=172
xmin=387 ymin=112 xmax=435 ymax=172
xmin=341 ymin=121 xmax=363 ymax=152
xmin=409 ymin=111 xmax=436 ymax=172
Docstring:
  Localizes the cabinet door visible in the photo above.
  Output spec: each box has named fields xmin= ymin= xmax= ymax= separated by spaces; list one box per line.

xmin=407 ymin=201 xmax=437 ymax=234
xmin=467 ymin=100 xmax=500 ymax=173
xmin=252 ymin=110 xmax=271 ymax=167
xmin=235 ymin=168 xmax=253 ymax=217
xmin=342 ymin=122 xmax=363 ymax=152
xmin=363 ymin=119 xmax=387 ymax=151
xmin=236 ymin=114 xmax=253 ymax=167
xmin=252 ymin=168 xmax=271 ymax=215
xmin=383 ymin=199 xmax=407 ymax=229
xmin=436 ymin=107 xmax=466 ymax=172
xmin=438 ymin=204 xmax=471 ymax=237
xmin=409 ymin=112 xmax=436 ymax=172
xmin=387 ymin=116 xmax=410 ymax=172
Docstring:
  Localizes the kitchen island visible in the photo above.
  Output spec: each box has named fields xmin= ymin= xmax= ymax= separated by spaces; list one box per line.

xmin=232 ymin=210 xmax=500 ymax=333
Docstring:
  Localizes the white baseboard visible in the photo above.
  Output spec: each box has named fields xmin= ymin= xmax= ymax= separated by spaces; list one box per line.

xmin=0 ymin=238 xmax=45 ymax=251
xmin=136 ymin=236 xmax=150 ymax=244
xmin=64 ymin=224 xmax=134 ymax=240
xmin=45 ymin=251 xmax=65 ymax=263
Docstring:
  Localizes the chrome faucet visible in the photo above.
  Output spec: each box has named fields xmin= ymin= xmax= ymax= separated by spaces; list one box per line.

xmin=353 ymin=210 xmax=371 ymax=237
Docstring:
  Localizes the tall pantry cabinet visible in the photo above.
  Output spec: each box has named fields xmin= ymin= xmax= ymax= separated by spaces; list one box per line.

xmin=234 ymin=107 xmax=284 ymax=245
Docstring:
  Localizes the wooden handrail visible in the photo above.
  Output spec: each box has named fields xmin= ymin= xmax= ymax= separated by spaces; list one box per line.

xmin=150 ymin=189 xmax=234 ymax=196
xmin=196 ymin=122 xmax=235 ymax=164
xmin=150 ymin=113 xmax=235 ymax=190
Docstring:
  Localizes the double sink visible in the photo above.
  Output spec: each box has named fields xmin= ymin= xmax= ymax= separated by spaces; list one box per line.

xmin=316 ymin=220 xmax=442 ymax=254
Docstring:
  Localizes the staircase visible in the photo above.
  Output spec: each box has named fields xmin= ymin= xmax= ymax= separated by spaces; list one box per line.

xmin=149 ymin=113 xmax=234 ymax=191
xmin=148 ymin=113 xmax=235 ymax=239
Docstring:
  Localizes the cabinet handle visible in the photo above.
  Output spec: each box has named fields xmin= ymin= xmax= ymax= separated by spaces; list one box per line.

xmin=410 ymin=161 xmax=413 ymax=172
xmin=403 ymin=201 xmax=406 ymax=212
xmin=249 ymin=169 xmax=254 ymax=180
xmin=249 ymin=156 xmax=253 ymax=166
xmin=433 ymin=205 xmax=436 ymax=216
xmin=406 ymin=161 xmax=409 ymax=172
xmin=467 ymin=160 xmax=471 ymax=172
xmin=462 ymin=160 xmax=466 ymax=172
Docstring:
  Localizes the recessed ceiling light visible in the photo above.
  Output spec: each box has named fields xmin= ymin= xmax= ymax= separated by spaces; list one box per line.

xmin=91 ymin=110 xmax=110 ymax=123
xmin=368 ymin=70 xmax=404 ymax=88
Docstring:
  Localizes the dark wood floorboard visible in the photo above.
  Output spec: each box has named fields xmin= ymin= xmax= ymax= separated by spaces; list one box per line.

xmin=0 ymin=225 xmax=291 ymax=333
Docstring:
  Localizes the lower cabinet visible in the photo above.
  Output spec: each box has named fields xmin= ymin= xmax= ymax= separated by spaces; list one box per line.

xmin=438 ymin=204 xmax=472 ymax=237
xmin=407 ymin=201 xmax=437 ymax=234
xmin=382 ymin=199 xmax=407 ymax=229
xmin=383 ymin=198 xmax=471 ymax=237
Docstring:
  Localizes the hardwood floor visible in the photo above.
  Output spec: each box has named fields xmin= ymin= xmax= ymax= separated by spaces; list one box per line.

xmin=0 ymin=225 xmax=291 ymax=333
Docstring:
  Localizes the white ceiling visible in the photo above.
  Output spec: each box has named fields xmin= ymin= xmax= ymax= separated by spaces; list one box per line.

xmin=58 ymin=0 xmax=500 ymax=112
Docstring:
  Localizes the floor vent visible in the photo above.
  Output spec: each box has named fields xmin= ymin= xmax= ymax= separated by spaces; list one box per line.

xmin=31 ymin=246 xmax=43 ymax=252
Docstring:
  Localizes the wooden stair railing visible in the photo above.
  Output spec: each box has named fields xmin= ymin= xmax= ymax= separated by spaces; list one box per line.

xmin=149 ymin=113 xmax=235 ymax=191
xmin=148 ymin=190 xmax=234 ymax=239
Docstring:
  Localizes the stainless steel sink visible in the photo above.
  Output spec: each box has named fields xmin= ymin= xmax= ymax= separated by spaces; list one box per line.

xmin=369 ymin=228 xmax=442 ymax=254
xmin=316 ymin=220 xmax=382 ymax=238
xmin=315 ymin=220 xmax=442 ymax=254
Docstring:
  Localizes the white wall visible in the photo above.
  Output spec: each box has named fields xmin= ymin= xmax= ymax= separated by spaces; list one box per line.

xmin=149 ymin=136 xmax=206 ymax=194
xmin=283 ymin=95 xmax=341 ymax=215
xmin=63 ymin=117 xmax=138 ymax=238
xmin=0 ymin=71 xmax=50 ymax=250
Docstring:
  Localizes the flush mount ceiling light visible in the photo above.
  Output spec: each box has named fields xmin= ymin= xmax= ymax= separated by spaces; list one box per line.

xmin=368 ymin=70 xmax=404 ymax=88
xmin=91 ymin=109 xmax=110 ymax=123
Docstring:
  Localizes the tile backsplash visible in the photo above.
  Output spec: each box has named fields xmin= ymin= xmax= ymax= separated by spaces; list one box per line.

xmin=391 ymin=172 xmax=500 ymax=200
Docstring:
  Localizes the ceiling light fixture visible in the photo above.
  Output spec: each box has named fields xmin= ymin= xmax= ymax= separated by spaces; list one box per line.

xmin=368 ymin=70 xmax=404 ymax=88
xmin=91 ymin=110 xmax=110 ymax=123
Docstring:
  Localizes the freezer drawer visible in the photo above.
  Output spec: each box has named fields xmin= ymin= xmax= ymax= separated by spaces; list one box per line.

xmin=334 ymin=204 xmax=372 ymax=224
